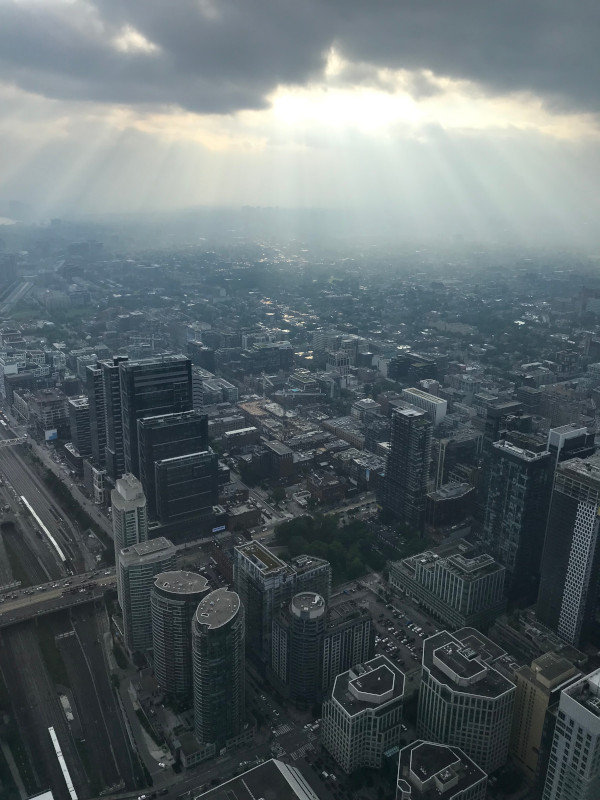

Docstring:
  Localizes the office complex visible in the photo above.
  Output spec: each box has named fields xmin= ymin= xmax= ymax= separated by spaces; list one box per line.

xmin=151 ymin=571 xmax=210 ymax=702
xmin=510 ymin=653 xmax=580 ymax=786
xmin=154 ymin=450 xmax=219 ymax=525
xmin=234 ymin=542 xmax=331 ymax=665
xmin=543 ymin=668 xmax=600 ymax=800
xmin=481 ymin=440 xmax=552 ymax=601
xmin=192 ymin=589 xmax=245 ymax=751
xmin=547 ymin=424 xmax=596 ymax=467
xmin=322 ymin=655 xmax=405 ymax=773
xmin=85 ymin=362 xmax=107 ymax=467
xmin=271 ymin=593 xmax=373 ymax=705
xmin=119 ymin=355 xmax=193 ymax=477
xmin=537 ymin=455 xmax=600 ymax=648
xmin=396 ymin=741 xmax=487 ymax=800
xmin=101 ymin=356 xmax=128 ymax=480
xmin=119 ymin=537 xmax=176 ymax=653
xmin=417 ymin=628 xmax=515 ymax=773
xmin=389 ymin=539 xmax=506 ymax=630
xmin=401 ymin=387 xmax=448 ymax=426
xmin=379 ymin=407 xmax=432 ymax=532
xmin=137 ymin=410 xmax=209 ymax=519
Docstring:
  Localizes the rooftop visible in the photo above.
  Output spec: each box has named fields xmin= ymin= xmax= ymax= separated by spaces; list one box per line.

xmin=196 ymin=759 xmax=321 ymax=800
xmin=332 ymin=655 xmax=404 ymax=716
xmin=120 ymin=537 xmax=175 ymax=563
xmin=398 ymin=741 xmax=487 ymax=800
xmin=154 ymin=571 xmax=209 ymax=597
xmin=403 ymin=387 xmax=447 ymax=404
xmin=236 ymin=541 xmax=287 ymax=573
xmin=291 ymin=592 xmax=325 ymax=615
xmin=195 ymin=588 xmax=241 ymax=630
xmin=492 ymin=439 xmax=550 ymax=462
xmin=423 ymin=629 xmax=514 ymax=699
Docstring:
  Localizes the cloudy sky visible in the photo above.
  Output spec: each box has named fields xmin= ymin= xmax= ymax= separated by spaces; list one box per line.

xmin=1 ymin=0 xmax=599 ymax=240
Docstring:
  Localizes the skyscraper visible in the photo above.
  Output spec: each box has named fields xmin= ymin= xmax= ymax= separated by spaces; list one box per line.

xmin=396 ymin=741 xmax=487 ymax=800
xmin=119 ymin=354 xmax=193 ymax=478
xmin=137 ymin=410 xmax=208 ymax=519
xmin=85 ymin=362 xmax=107 ymax=467
xmin=101 ymin=356 xmax=128 ymax=480
xmin=151 ymin=571 xmax=210 ymax=702
xmin=68 ymin=396 xmax=92 ymax=458
xmin=543 ymin=668 xmax=600 ymax=800
xmin=537 ymin=455 xmax=600 ymax=648
xmin=481 ymin=440 xmax=552 ymax=602
xmin=119 ymin=537 xmax=176 ymax=652
xmin=379 ymin=407 xmax=432 ymax=532
xmin=112 ymin=473 xmax=148 ymax=603
xmin=192 ymin=588 xmax=245 ymax=750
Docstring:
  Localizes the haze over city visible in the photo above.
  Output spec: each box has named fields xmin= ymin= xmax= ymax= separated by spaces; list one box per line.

xmin=1 ymin=0 xmax=600 ymax=244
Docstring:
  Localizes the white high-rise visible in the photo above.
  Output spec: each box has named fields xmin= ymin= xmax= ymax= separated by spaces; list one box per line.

xmin=543 ymin=669 xmax=600 ymax=800
xmin=112 ymin=474 xmax=148 ymax=604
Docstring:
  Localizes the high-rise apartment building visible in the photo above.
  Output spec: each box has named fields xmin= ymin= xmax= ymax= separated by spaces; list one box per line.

xmin=322 ymin=655 xmax=405 ymax=773
xmin=396 ymin=741 xmax=487 ymax=800
xmin=111 ymin=474 xmax=148 ymax=603
xmin=119 ymin=537 xmax=176 ymax=653
xmin=137 ymin=410 xmax=208 ymax=519
xmin=510 ymin=653 xmax=580 ymax=787
xmin=537 ymin=455 xmax=600 ymax=648
xmin=192 ymin=589 xmax=245 ymax=751
xmin=234 ymin=542 xmax=331 ymax=665
xmin=481 ymin=440 xmax=552 ymax=601
xmin=119 ymin=355 xmax=192 ymax=477
xmin=379 ymin=407 xmax=432 ymax=532
xmin=151 ymin=571 xmax=210 ymax=702
xmin=543 ymin=668 xmax=600 ymax=800
xmin=270 ymin=593 xmax=374 ymax=706
xmin=389 ymin=540 xmax=506 ymax=630
xmin=101 ymin=356 xmax=128 ymax=480
xmin=417 ymin=628 xmax=516 ymax=773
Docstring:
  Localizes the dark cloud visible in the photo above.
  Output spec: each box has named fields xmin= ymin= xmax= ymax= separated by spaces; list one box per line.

xmin=0 ymin=0 xmax=598 ymax=115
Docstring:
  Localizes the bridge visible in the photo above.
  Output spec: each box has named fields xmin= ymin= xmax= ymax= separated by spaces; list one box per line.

xmin=0 ymin=569 xmax=117 ymax=628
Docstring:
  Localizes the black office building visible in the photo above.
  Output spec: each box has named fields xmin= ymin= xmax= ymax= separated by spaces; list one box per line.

xmin=481 ymin=440 xmax=552 ymax=603
xmin=85 ymin=363 xmax=107 ymax=466
xmin=138 ymin=410 xmax=209 ymax=520
xmin=537 ymin=455 xmax=600 ymax=648
xmin=119 ymin=355 xmax=193 ymax=478
xmin=378 ymin=407 xmax=432 ymax=532
xmin=101 ymin=356 xmax=129 ymax=480
xmin=154 ymin=450 xmax=219 ymax=525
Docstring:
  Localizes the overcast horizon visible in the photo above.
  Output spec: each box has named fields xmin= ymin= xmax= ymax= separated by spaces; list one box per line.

xmin=1 ymin=0 xmax=599 ymax=244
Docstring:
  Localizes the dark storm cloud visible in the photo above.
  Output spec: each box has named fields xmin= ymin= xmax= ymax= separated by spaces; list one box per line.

xmin=0 ymin=0 xmax=598 ymax=114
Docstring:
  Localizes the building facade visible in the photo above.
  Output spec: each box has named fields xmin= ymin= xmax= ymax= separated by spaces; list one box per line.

xmin=417 ymin=628 xmax=516 ymax=774
xmin=119 ymin=537 xmax=176 ymax=653
xmin=119 ymin=355 xmax=193 ymax=477
xmin=379 ymin=407 xmax=432 ymax=532
xmin=154 ymin=450 xmax=219 ymax=525
xmin=537 ymin=455 xmax=600 ymax=648
xmin=543 ymin=669 xmax=600 ymax=800
xmin=151 ymin=571 xmax=210 ymax=702
xmin=481 ymin=440 xmax=552 ymax=602
xmin=192 ymin=589 xmax=245 ymax=750
xmin=322 ymin=655 xmax=405 ymax=773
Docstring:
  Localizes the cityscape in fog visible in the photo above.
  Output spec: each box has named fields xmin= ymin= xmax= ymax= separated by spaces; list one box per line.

xmin=1 ymin=2 xmax=600 ymax=800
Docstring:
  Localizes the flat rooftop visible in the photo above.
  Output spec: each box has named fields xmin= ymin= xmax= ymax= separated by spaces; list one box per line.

xmin=566 ymin=670 xmax=600 ymax=721
xmin=120 ymin=537 xmax=174 ymax=562
xmin=403 ymin=387 xmax=446 ymax=404
xmin=398 ymin=741 xmax=487 ymax=799
xmin=154 ymin=571 xmax=209 ymax=597
xmin=236 ymin=541 xmax=287 ymax=573
xmin=333 ymin=655 xmax=404 ymax=716
xmin=195 ymin=588 xmax=240 ymax=630
xmin=423 ymin=630 xmax=514 ymax=699
xmin=492 ymin=440 xmax=550 ymax=462
xmin=196 ymin=759 xmax=320 ymax=800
